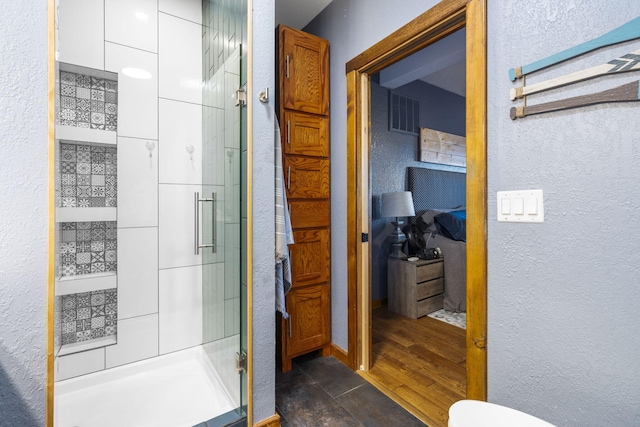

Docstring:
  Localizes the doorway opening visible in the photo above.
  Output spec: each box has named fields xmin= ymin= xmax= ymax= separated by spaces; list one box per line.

xmin=345 ymin=0 xmax=487 ymax=423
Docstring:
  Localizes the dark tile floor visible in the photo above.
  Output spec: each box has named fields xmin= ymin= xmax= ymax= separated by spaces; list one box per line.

xmin=276 ymin=352 xmax=428 ymax=427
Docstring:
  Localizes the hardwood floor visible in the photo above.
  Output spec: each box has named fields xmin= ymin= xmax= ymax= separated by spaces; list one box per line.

xmin=358 ymin=306 xmax=466 ymax=427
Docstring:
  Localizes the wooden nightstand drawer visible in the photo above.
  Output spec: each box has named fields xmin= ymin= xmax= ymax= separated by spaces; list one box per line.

xmin=417 ymin=294 xmax=445 ymax=318
xmin=416 ymin=262 xmax=444 ymax=283
xmin=387 ymin=258 xmax=445 ymax=319
xmin=417 ymin=277 xmax=444 ymax=300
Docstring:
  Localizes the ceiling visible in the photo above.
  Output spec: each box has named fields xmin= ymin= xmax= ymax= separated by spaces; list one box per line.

xmin=275 ymin=0 xmax=334 ymax=30
xmin=274 ymin=1 xmax=466 ymax=97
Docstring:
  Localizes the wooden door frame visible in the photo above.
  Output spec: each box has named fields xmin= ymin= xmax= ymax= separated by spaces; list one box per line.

xmin=345 ymin=0 xmax=487 ymax=400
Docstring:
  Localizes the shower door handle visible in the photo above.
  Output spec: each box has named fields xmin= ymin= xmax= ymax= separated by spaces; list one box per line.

xmin=194 ymin=192 xmax=217 ymax=255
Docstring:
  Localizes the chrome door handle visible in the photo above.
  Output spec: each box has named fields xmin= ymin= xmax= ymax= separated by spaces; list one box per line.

xmin=194 ymin=191 xmax=217 ymax=254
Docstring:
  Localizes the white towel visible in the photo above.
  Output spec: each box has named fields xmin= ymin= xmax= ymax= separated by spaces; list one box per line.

xmin=275 ymin=117 xmax=294 ymax=318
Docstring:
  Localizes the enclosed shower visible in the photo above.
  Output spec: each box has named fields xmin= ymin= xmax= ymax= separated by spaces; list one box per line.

xmin=52 ymin=1 xmax=247 ymax=426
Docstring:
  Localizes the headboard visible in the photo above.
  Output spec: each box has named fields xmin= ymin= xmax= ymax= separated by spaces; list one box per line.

xmin=407 ymin=167 xmax=466 ymax=213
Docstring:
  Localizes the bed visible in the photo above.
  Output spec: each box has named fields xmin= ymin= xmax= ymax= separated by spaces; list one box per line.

xmin=407 ymin=167 xmax=466 ymax=312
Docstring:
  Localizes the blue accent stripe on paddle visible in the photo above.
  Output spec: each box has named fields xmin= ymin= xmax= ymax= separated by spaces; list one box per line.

xmin=509 ymin=17 xmax=640 ymax=81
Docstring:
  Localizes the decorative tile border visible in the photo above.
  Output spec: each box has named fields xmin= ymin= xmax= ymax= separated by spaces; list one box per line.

xmin=59 ymin=142 xmax=117 ymax=208
xmin=59 ymin=221 xmax=117 ymax=277
xmin=59 ymin=70 xmax=117 ymax=131
xmin=61 ymin=288 xmax=117 ymax=345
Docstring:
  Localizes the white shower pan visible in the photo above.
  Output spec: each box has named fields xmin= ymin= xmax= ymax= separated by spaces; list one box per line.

xmin=54 ymin=346 xmax=235 ymax=427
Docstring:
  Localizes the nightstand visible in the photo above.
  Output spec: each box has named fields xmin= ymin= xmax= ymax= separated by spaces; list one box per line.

xmin=387 ymin=257 xmax=444 ymax=319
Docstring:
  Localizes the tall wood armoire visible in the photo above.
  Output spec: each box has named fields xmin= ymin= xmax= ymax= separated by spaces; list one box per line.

xmin=276 ymin=24 xmax=331 ymax=372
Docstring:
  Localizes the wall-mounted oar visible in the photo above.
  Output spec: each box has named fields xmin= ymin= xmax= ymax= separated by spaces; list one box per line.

xmin=508 ymin=17 xmax=640 ymax=81
xmin=510 ymin=50 xmax=640 ymax=100
xmin=510 ymin=80 xmax=639 ymax=120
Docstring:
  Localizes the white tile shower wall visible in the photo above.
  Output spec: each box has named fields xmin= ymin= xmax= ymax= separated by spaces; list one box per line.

xmin=158 ymin=184 xmax=203 ymax=269
xmin=105 ymin=0 xmax=158 ymax=53
xmin=58 ymin=0 xmax=104 ymax=70
xmin=202 ymin=183 xmax=226 ymax=266
xmin=224 ymin=222 xmax=240 ymax=300
xmin=159 ymin=99 xmax=203 ymax=185
xmin=202 ymin=262 xmax=225 ymax=342
xmin=105 ymin=42 xmax=158 ymax=140
xmin=56 ymin=347 xmax=105 ymax=382
xmin=159 ymin=265 xmax=203 ymax=354
xmin=56 ymin=0 xmax=206 ymax=382
xmin=159 ymin=0 xmax=202 ymax=26
xmin=117 ymin=227 xmax=158 ymax=319
xmin=105 ymin=314 xmax=159 ymax=368
xmin=158 ymin=13 xmax=203 ymax=105
xmin=224 ymin=297 xmax=240 ymax=337
xmin=117 ymin=137 xmax=158 ymax=228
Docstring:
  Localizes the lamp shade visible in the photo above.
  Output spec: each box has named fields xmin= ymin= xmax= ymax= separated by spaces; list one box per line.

xmin=381 ymin=191 xmax=415 ymax=218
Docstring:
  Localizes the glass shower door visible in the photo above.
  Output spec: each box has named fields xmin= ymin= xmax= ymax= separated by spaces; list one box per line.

xmin=201 ymin=18 xmax=246 ymax=424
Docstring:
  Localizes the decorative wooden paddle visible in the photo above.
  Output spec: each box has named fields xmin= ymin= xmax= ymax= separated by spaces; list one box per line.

xmin=510 ymin=50 xmax=640 ymax=100
xmin=508 ymin=17 xmax=640 ymax=81
xmin=510 ymin=80 xmax=639 ymax=120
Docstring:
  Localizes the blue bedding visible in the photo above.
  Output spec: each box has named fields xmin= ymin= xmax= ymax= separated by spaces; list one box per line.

xmin=434 ymin=210 xmax=466 ymax=242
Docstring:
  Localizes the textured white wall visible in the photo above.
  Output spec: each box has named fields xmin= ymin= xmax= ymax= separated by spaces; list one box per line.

xmin=0 ymin=1 xmax=49 ymax=426
xmin=250 ymin=0 xmax=277 ymax=422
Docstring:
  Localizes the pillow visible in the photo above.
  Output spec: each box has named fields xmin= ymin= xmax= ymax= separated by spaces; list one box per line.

xmin=434 ymin=210 xmax=466 ymax=241
xmin=419 ymin=208 xmax=458 ymax=227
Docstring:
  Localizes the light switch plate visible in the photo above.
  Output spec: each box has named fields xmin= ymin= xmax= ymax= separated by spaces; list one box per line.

xmin=497 ymin=189 xmax=544 ymax=222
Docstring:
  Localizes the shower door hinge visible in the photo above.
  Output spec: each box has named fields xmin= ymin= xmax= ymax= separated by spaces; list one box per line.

xmin=234 ymin=88 xmax=247 ymax=107
xmin=235 ymin=350 xmax=247 ymax=374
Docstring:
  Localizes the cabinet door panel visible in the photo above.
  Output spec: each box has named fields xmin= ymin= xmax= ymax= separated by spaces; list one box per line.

xmin=290 ymin=229 xmax=330 ymax=287
xmin=285 ymin=157 xmax=330 ymax=199
xmin=289 ymin=200 xmax=330 ymax=229
xmin=286 ymin=284 xmax=330 ymax=356
xmin=280 ymin=26 xmax=329 ymax=115
xmin=283 ymin=111 xmax=329 ymax=157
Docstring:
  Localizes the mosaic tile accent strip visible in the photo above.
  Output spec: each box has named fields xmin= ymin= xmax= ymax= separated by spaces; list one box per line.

xmin=59 ymin=221 xmax=117 ymax=277
xmin=59 ymin=142 xmax=117 ymax=208
xmin=60 ymin=288 xmax=117 ymax=345
xmin=59 ymin=71 xmax=118 ymax=131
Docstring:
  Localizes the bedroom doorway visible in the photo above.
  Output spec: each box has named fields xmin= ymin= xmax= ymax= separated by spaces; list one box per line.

xmin=344 ymin=0 xmax=487 ymax=410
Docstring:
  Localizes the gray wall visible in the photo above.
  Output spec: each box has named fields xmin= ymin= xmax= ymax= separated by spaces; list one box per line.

xmin=308 ymin=0 xmax=640 ymax=425
xmin=0 ymin=1 xmax=48 ymax=426
xmin=487 ymin=1 xmax=640 ymax=425
xmin=370 ymin=81 xmax=465 ymax=301
xmin=250 ymin=0 xmax=276 ymax=423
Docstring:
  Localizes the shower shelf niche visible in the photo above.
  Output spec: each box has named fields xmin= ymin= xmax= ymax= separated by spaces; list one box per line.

xmin=55 ymin=272 xmax=117 ymax=296
xmin=56 ymin=125 xmax=116 ymax=146
xmin=55 ymin=63 xmax=119 ymax=356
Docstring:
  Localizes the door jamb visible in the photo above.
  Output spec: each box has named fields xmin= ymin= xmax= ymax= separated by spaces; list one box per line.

xmin=345 ymin=0 xmax=487 ymax=400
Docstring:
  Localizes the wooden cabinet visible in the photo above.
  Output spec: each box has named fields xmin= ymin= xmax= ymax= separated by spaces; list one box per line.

xmin=277 ymin=25 xmax=331 ymax=372
xmin=283 ymin=111 xmax=329 ymax=157
xmin=285 ymin=284 xmax=331 ymax=356
xmin=387 ymin=258 xmax=444 ymax=319
xmin=279 ymin=26 xmax=329 ymax=115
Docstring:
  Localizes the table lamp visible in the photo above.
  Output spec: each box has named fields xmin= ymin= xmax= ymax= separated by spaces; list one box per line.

xmin=381 ymin=191 xmax=415 ymax=259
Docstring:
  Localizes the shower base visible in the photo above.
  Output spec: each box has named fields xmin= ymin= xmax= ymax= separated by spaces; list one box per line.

xmin=54 ymin=346 xmax=235 ymax=427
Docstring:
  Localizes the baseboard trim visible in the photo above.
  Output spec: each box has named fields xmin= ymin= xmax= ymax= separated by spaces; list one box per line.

xmin=372 ymin=298 xmax=387 ymax=309
xmin=331 ymin=343 xmax=350 ymax=368
xmin=254 ymin=413 xmax=280 ymax=427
